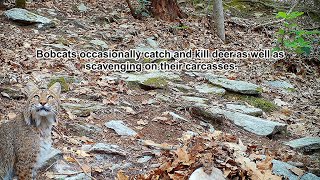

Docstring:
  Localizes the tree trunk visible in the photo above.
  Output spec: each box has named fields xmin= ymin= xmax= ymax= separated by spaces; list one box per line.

xmin=212 ymin=0 xmax=225 ymax=41
xmin=15 ymin=0 xmax=26 ymax=8
xmin=149 ymin=0 xmax=187 ymax=21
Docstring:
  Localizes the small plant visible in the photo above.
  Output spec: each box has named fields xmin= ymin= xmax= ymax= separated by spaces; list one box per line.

xmin=274 ymin=11 xmax=320 ymax=59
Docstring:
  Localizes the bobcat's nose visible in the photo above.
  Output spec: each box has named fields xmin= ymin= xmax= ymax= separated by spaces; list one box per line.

xmin=40 ymin=101 xmax=46 ymax=106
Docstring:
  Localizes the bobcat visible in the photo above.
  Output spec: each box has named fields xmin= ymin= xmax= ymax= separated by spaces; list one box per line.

xmin=0 ymin=82 xmax=61 ymax=180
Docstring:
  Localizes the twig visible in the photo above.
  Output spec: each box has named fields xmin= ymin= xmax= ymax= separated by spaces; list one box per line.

xmin=73 ymin=156 xmax=97 ymax=180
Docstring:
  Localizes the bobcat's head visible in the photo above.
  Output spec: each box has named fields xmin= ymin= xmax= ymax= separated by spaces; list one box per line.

xmin=23 ymin=82 xmax=61 ymax=127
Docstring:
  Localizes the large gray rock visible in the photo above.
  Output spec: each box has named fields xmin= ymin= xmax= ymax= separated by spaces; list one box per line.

xmin=284 ymin=137 xmax=320 ymax=152
xmin=105 ymin=120 xmax=137 ymax=136
xmin=226 ymin=103 xmax=263 ymax=116
xmin=62 ymin=102 xmax=106 ymax=117
xmin=121 ymin=72 xmax=180 ymax=89
xmin=195 ymin=84 xmax=226 ymax=95
xmin=66 ymin=123 xmax=102 ymax=137
xmin=4 ymin=8 xmax=55 ymax=29
xmin=38 ymin=147 xmax=62 ymax=170
xmin=265 ymin=80 xmax=295 ymax=92
xmin=89 ymin=143 xmax=127 ymax=156
xmin=208 ymin=108 xmax=287 ymax=136
xmin=272 ymin=160 xmax=320 ymax=180
xmin=205 ymin=75 xmax=262 ymax=95
xmin=181 ymin=96 xmax=208 ymax=104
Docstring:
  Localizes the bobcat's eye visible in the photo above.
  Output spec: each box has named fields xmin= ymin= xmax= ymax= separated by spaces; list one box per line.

xmin=34 ymin=95 xmax=40 ymax=99
xmin=47 ymin=95 xmax=54 ymax=99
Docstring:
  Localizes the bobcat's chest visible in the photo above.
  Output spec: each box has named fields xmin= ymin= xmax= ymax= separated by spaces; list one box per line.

xmin=33 ymin=127 xmax=53 ymax=172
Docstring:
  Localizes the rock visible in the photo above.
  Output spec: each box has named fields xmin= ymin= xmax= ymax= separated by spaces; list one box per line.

xmin=105 ymin=120 xmax=137 ymax=136
xmin=89 ymin=39 xmax=108 ymax=49
xmin=205 ymin=75 xmax=262 ymax=95
xmin=195 ymin=84 xmax=226 ymax=95
xmin=137 ymin=156 xmax=153 ymax=163
xmin=146 ymin=37 xmax=159 ymax=48
xmin=62 ymin=102 xmax=106 ymax=117
xmin=89 ymin=143 xmax=127 ymax=156
xmin=272 ymin=160 xmax=320 ymax=180
xmin=284 ymin=137 xmax=320 ymax=152
xmin=77 ymin=3 xmax=88 ymax=13
xmin=4 ymin=8 xmax=55 ymax=29
xmin=121 ymin=72 xmax=180 ymax=89
xmin=181 ymin=96 xmax=208 ymax=104
xmin=226 ymin=103 xmax=263 ymax=116
xmin=169 ymin=112 xmax=189 ymax=122
xmin=301 ymin=173 xmax=320 ymax=180
xmin=200 ymin=121 xmax=215 ymax=133
xmin=274 ymin=98 xmax=288 ymax=106
xmin=265 ymin=80 xmax=295 ymax=92
xmin=38 ymin=147 xmax=62 ymax=170
xmin=66 ymin=123 xmax=102 ymax=137
xmin=189 ymin=167 xmax=225 ymax=180
xmin=172 ymin=83 xmax=193 ymax=92
xmin=65 ymin=173 xmax=90 ymax=180
xmin=155 ymin=94 xmax=171 ymax=102
xmin=207 ymin=107 xmax=287 ymax=136
xmin=52 ymin=160 xmax=89 ymax=180
xmin=0 ymin=86 xmax=25 ymax=100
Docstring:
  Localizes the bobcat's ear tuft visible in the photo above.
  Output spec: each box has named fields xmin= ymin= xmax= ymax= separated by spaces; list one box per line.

xmin=25 ymin=81 xmax=38 ymax=95
xmin=49 ymin=82 xmax=61 ymax=95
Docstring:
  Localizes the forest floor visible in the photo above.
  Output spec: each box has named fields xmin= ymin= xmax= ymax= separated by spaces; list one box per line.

xmin=0 ymin=0 xmax=319 ymax=179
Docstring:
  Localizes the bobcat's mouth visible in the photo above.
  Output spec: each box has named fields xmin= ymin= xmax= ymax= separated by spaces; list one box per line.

xmin=37 ymin=106 xmax=50 ymax=112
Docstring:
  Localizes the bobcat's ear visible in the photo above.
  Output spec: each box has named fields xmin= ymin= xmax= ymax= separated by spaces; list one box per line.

xmin=49 ymin=82 xmax=61 ymax=95
xmin=25 ymin=81 xmax=38 ymax=95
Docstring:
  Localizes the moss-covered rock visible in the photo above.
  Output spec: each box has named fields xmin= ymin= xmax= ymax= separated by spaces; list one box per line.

xmin=48 ymin=77 xmax=70 ymax=92
xmin=224 ymin=93 xmax=278 ymax=112
xmin=143 ymin=77 xmax=168 ymax=89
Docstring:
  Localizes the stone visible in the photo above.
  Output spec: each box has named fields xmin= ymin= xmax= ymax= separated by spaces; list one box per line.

xmin=172 ymin=83 xmax=193 ymax=92
xmin=284 ymin=137 xmax=320 ymax=152
xmin=121 ymin=72 xmax=180 ymax=89
xmin=89 ymin=39 xmax=108 ymax=49
xmin=38 ymin=147 xmax=62 ymax=170
xmin=226 ymin=103 xmax=263 ymax=116
xmin=272 ymin=160 xmax=320 ymax=180
xmin=181 ymin=96 xmax=208 ymax=104
xmin=77 ymin=3 xmax=88 ymax=13
xmin=208 ymin=107 xmax=287 ymax=136
xmin=155 ymin=94 xmax=171 ymax=102
xmin=0 ymin=86 xmax=25 ymax=100
xmin=4 ymin=8 xmax=55 ymax=29
xmin=169 ymin=112 xmax=189 ymax=122
xmin=195 ymin=84 xmax=226 ymax=95
xmin=89 ymin=143 xmax=127 ymax=156
xmin=62 ymin=102 xmax=106 ymax=117
xmin=137 ymin=156 xmax=153 ymax=163
xmin=65 ymin=173 xmax=90 ymax=180
xmin=66 ymin=123 xmax=102 ymax=137
xmin=265 ymin=80 xmax=295 ymax=91
xmin=146 ymin=37 xmax=159 ymax=48
xmin=105 ymin=120 xmax=137 ymax=136
xmin=205 ymin=75 xmax=262 ymax=95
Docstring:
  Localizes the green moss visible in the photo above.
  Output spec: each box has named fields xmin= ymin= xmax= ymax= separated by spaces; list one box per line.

xmin=256 ymin=87 xmax=263 ymax=93
xmin=285 ymin=88 xmax=296 ymax=92
xmin=224 ymin=93 xmax=278 ymax=112
xmin=143 ymin=77 xmax=168 ymax=88
xmin=48 ymin=77 xmax=69 ymax=92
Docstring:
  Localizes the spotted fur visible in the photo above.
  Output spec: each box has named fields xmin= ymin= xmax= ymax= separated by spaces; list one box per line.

xmin=0 ymin=82 xmax=61 ymax=180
